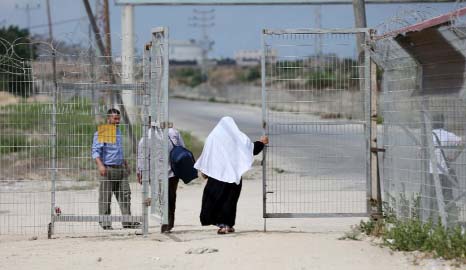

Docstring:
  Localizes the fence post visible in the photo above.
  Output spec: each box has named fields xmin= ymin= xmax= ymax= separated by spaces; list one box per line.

xmin=261 ymin=29 xmax=268 ymax=232
xmin=370 ymin=59 xmax=382 ymax=218
xmin=48 ymin=49 xmax=58 ymax=239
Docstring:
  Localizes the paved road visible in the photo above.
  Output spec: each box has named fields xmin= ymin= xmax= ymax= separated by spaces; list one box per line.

xmin=170 ymin=98 xmax=264 ymax=140
xmin=170 ymin=98 xmax=366 ymax=177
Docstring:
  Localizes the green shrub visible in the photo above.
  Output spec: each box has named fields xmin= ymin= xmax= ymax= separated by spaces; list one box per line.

xmin=180 ymin=130 xmax=204 ymax=159
xmin=239 ymin=67 xmax=260 ymax=82
xmin=173 ymin=68 xmax=204 ymax=88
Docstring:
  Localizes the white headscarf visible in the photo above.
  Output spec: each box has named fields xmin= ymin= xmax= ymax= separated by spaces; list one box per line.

xmin=194 ymin=116 xmax=254 ymax=185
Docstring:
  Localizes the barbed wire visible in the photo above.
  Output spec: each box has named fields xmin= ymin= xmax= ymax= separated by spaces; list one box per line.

xmin=374 ymin=5 xmax=440 ymax=36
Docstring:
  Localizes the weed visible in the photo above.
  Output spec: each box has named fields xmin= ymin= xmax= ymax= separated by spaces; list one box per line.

xmin=358 ymin=194 xmax=466 ymax=261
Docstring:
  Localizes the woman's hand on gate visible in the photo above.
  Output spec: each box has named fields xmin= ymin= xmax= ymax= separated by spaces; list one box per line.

xmin=260 ymin=135 xmax=269 ymax=145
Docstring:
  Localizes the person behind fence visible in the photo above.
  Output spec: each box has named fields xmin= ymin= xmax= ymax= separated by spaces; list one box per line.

xmin=137 ymin=125 xmax=186 ymax=233
xmin=91 ymin=108 xmax=140 ymax=230
xmin=195 ymin=116 xmax=269 ymax=234
xmin=428 ymin=114 xmax=463 ymax=224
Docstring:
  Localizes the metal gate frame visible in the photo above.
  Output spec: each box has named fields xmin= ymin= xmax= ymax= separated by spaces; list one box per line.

xmin=261 ymin=28 xmax=373 ymax=220
xmin=148 ymin=27 xmax=170 ymax=227
xmin=48 ymin=28 xmax=171 ymax=237
xmin=48 ymin=61 xmax=146 ymax=236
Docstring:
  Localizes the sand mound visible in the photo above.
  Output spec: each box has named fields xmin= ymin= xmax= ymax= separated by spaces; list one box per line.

xmin=26 ymin=94 xmax=52 ymax=103
xmin=0 ymin=91 xmax=19 ymax=106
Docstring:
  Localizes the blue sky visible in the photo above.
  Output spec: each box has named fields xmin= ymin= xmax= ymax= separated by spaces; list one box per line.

xmin=0 ymin=0 xmax=459 ymax=57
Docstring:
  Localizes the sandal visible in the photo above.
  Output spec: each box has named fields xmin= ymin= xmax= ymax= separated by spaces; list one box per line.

xmin=217 ymin=227 xmax=227 ymax=234
xmin=226 ymin=226 xmax=235 ymax=233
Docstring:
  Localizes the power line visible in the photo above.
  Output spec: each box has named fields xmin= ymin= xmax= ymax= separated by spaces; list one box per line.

xmin=29 ymin=17 xmax=87 ymax=29
xmin=189 ymin=8 xmax=215 ymax=77
xmin=15 ymin=1 xmax=41 ymax=31
xmin=15 ymin=1 xmax=41 ymax=60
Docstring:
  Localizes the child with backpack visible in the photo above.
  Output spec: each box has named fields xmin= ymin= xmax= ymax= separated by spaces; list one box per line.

xmin=137 ymin=126 xmax=192 ymax=233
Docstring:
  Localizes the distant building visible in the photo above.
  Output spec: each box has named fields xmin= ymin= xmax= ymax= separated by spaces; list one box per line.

xmin=234 ymin=49 xmax=277 ymax=66
xmin=170 ymin=40 xmax=203 ymax=65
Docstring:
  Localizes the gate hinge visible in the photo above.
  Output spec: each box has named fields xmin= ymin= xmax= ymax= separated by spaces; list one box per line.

xmin=371 ymin=147 xmax=385 ymax=153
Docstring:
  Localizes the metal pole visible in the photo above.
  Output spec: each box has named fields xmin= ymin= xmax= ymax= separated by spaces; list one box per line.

xmin=261 ymin=29 xmax=268 ymax=231
xmin=45 ymin=0 xmax=58 ymax=239
xmin=49 ymin=50 xmax=58 ymax=239
xmin=364 ymin=30 xmax=372 ymax=216
xmin=162 ymin=27 xmax=170 ymax=226
xmin=370 ymin=58 xmax=382 ymax=216
xmin=141 ymin=43 xmax=152 ymax=236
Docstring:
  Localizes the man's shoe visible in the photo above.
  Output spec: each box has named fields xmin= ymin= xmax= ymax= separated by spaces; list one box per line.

xmin=101 ymin=225 xmax=113 ymax=230
xmin=123 ymin=222 xmax=141 ymax=229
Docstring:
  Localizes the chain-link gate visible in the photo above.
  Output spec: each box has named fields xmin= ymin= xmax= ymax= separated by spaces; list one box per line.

xmin=261 ymin=29 xmax=372 ymax=218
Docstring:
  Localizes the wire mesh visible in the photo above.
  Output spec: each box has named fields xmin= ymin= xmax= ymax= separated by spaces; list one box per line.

xmin=262 ymin=29 xmax=370 ymax=218
xmin=148 ymin=28 xmax=170 ymax=225
xmin=375 ymin=17 xmax=466 ymax=228
xmin=0 ymin=37 xmax=148 ymax=236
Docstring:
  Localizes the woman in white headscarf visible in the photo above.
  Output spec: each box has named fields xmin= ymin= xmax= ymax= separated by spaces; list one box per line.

xmin=194 ymin=116 xmax=268 ymax=234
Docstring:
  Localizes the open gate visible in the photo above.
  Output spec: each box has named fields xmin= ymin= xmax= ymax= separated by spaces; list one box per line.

xmin=261 ymin=28 xmax=372 ymax=219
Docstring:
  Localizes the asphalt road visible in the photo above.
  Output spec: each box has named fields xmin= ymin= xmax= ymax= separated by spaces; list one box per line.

xmin=170 ymin=98 xmax=367 ymax=177
xmin=170 ymin=98 xmax=264 ymax=140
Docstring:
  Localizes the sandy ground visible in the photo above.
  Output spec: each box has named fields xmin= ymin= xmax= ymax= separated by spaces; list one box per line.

xmin=1 ymin=164 xmax=460 ymax=270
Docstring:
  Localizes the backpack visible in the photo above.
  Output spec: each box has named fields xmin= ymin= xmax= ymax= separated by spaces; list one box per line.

xmin=168 ymin=137 xmax=198 ymax=184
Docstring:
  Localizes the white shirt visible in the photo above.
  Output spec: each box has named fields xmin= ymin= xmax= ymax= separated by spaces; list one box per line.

xmin=430 ymin=128 xmax=462 ymax=174
xmin=137 ymin=127 xmax=185 ymax=178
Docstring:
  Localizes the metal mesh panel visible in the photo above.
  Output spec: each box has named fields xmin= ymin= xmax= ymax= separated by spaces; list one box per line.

xmin=0 ymin=39 xmax=147 ymax=236
xmin=375 ymin=24 xmax=466 ymax=228
xmin=0 ymin=50 xmax=50 ymax=235
xmin=149 ymin=28 xmax=170 ymax=225
xmin=262 ymin=29 xmax=370 ymax=218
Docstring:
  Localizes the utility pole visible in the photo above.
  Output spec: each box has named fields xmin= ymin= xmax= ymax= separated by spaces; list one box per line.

xmin=103 ymin=0 xmax=112 ymax=60
xmin=314 ymin=5 xmax=323 ymax=58
xmin=15 ymin=0 xmax=41 ymax=60
xmin=45 ymin=0 xmax=53 ymax=43
xmin=83 ymin=0 xmax=137 ymax=153
xmin=189 ymin=9 xmax=215 ymax=79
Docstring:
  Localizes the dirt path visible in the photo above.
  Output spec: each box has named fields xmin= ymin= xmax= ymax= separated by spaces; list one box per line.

xmin=0 ymin=165 xmax=446 ymax=270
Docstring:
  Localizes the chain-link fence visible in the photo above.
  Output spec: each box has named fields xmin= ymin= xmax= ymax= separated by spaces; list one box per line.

xmin=374 ymin=7 xmax=466 ymax=228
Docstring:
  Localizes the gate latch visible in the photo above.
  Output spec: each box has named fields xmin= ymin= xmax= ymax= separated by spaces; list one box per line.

xmin=160 ymin=121 xmax=173 ymax=129
xmin=371 ymin=147 xmax=386 ymax=153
